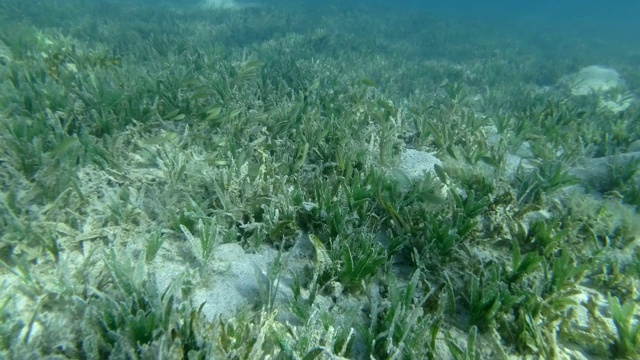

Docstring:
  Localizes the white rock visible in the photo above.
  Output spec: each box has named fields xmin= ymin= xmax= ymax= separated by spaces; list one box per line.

xmin=599 ymin=96 xmax=634 ymax=113
xmin=564 ymin=65 xmax=624 ymax=96
xmin=153 ymin=243 xmax=280 ymax=320
xmin=397 ymin=149 xmax=442 ymax=181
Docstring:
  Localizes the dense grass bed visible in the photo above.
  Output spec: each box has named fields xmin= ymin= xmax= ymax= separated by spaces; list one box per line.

xmin=0 ymin=0 xmax=639 ymax=358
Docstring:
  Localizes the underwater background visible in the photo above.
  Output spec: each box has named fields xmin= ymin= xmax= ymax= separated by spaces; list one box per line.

xmin=0 ymin=0 xmax=639 ymax=358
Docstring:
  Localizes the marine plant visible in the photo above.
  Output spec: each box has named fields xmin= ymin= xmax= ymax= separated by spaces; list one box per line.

xmin=0 ymin=0 xmax=638 ymax=358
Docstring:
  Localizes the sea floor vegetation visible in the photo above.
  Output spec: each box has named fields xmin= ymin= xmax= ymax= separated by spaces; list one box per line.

xmin=0 ymin=0 xmax=639 ymax=358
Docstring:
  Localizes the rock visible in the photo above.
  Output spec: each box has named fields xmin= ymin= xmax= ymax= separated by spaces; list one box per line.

xmin=569 ymin=151 xmax=640 ymax=191
xmin=560 ymin=65 xmax=635 ymax=113
xmin=563 ymin=65 xmax=624 ymax=96
xmin=628 ymin=140 xmax=640 ymax=153
xmin=153 ymin=243 xmax=280 ymax=320
xmin=397 ymin=148 xmax=443 ymax=181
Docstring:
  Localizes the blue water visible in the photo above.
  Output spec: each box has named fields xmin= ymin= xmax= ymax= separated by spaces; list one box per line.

xmin=420 ymin=0 xmax=640 ymax=40
xmin=293 ymin=0 xmax=640 ymax=43
xmin=117 ymin=0 xmax=640 ymax=45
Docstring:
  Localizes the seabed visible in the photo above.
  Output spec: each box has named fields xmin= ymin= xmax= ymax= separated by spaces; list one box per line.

xmin=0 ymin=0 xmax=638 ymax=358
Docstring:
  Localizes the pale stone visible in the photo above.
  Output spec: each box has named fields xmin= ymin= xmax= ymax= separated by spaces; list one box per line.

xmin=565 ymin=65 xmax=624 ymax=96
